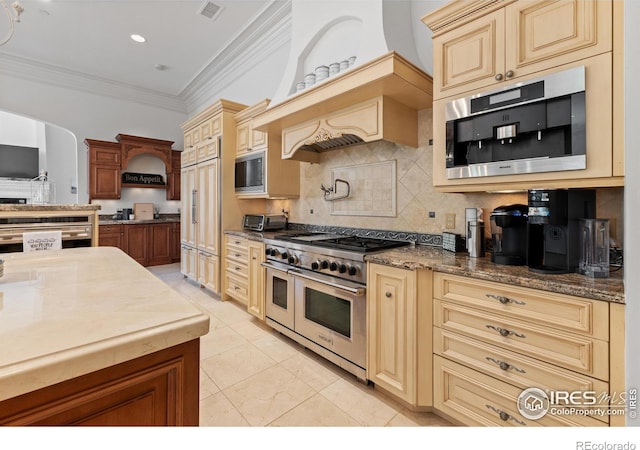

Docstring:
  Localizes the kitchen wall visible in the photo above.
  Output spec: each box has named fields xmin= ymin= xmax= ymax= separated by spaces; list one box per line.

xmin=0 ymin=73 xmax=187 ymax=210
xmin=268 ymin=108 xmax=624 ymax=246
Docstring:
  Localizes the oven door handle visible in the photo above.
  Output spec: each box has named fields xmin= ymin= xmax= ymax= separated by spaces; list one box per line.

xmin=289 ymin=268 xmax=366 ymax=297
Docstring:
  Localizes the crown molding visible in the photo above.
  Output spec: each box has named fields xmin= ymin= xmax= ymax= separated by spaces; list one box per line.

xmin=0 ymin=53 xmax=188 ymax=113
xmin=180 ymin=0 xmax=293 ymax=115
xmin=0 ymin=0 xmax=293 ymax=116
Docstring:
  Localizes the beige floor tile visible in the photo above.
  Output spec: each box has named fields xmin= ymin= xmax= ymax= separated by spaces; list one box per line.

xmin=319 ymin=378 xmax=399 ymax=426
xmin=251 ymin=333 xmax=301 ymax=363
xmin=199 ymin=324 xmax=248 ymax=360
xmin=232 ymin=318 xmax=275 ymax=342
xmin=200 ymin=342 xmax=277 ymax=390
xmin=199 ymin=368 xmax=220 ymax=400
xmin=279 ymin=352 xmax=343 ymax=392
xmin=268 ymin=393 xmax=361 ymax=426
xmin=199 ymin=391 xmax=250 ymax=426
xmin=386 ymin=410 xmax=452 ymax=427
xmin=223 ymin=365 xmax=316 ymax=426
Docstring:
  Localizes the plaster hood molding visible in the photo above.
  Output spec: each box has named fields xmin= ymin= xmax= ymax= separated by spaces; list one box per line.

xmin=252 ymin=0 xmax=433 ymax=162
xmin=252 ymin=51 xmax=433 ymax=163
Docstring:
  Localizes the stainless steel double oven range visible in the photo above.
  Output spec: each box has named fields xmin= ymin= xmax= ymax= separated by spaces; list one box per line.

xmin=262 ymin=233 xmax=410 ymax=381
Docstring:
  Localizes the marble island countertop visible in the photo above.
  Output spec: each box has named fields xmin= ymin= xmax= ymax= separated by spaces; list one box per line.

xmin=0 ymin=204 xmax=101 ymax=212
xmin=0 ymin=246 xmax=209 ymax=402
xmin=224 ymin=229 xmax=624 ymax=304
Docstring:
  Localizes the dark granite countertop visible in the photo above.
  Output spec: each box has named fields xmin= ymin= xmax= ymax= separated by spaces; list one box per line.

xmin=99 ymin=214 xmax=180 ymax=225
xmin=224 ymin=228 xmax=625 ymax=304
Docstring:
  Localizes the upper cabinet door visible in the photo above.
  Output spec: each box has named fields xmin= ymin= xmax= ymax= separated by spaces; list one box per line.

xmin=432 ymin=9 xmax=506 ymax=100
xmin=430 ymin=0 xmax=612 ymax=101
xmin=505 ymin=0 xmax=612 ymax=79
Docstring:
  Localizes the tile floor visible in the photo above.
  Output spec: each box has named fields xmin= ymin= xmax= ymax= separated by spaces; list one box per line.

xmin=148 ymin=263 xmax=452 ymax=427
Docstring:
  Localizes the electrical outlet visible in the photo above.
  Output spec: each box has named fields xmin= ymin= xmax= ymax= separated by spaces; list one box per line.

xmin=445 ymin=213 xmax=456 ymax=229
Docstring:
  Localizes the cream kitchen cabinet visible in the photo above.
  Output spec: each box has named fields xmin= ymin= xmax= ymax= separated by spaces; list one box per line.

xmin=423 ymin=0 xmax=623 ymax=191
xmin=236 ymin=100 xmax=268 ymax=158
xmin=366 ymin=263 xmax=432 ymax=408
xmin=224 ymin=234 xmax=266 ymax=320
xmin=423 ymin=0 xmax=612 ymax=101
xmin=180 ymin=99 xmax=250 ymax=295
xmin=247 ymin=240 xmax=266 ymax=320
xmin=234 ymin=99 xmax=300 ymax=199
xmin=432 ymin=272 xmax=622 ymax=427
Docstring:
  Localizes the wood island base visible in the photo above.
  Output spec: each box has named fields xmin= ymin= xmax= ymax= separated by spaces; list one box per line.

xmin=0 ymin=339 xmax=200 ymax=426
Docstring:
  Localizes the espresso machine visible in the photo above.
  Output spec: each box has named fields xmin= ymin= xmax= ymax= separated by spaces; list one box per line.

xmin=527 ymin=189 xmax=595 ymax=274
xmin=490 ymin=204 xmax=528 ymax=265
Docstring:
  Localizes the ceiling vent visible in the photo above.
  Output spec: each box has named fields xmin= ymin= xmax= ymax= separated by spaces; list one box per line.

xmin=198 ymin=1 xmax=223 ymax=20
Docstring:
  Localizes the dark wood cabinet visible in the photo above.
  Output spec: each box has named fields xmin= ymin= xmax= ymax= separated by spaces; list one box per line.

xmin=124 ymin=224 xmax=149 ymax=266
xmin=101 ymin=222 xmax=179 ymax=267
xmin=171 ymin=222 xmax=181 ymax=263
xmin=86 ymin=140 xmax=121 ymax=201
xmin=167 ymin=150 xmax=182 ymax=201
xmin=86 ymin=135 xmax=181 ymax=202
xmin=149 ymin=223 xmax=172 ymax=266
xmin=0 ymin=339 xmax=200 ymax=426
xmin=98 ymin=224 xmax=125 ymax=251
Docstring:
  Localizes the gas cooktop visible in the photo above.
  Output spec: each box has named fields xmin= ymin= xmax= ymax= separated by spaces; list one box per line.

xmin=272 ymin=233 xmax=411 ymax=253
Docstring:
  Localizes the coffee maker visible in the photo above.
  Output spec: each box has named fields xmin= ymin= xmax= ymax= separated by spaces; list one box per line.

xmin=490 ymin=204 xmax=528 ymax=265
xmin=527 ymin=189 xmax=595 ymax=274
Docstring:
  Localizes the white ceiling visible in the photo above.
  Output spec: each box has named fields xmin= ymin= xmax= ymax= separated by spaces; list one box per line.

xmin=0 ymin=0 xmax=277 ymax=97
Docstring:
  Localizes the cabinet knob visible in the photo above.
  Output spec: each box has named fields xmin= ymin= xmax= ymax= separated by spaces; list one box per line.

xmin=505 ymin=70 xmax=514 ymax=78
xmin=385 ymin=292 xmax=392 ymax=298
xmin=495 ymin=73 xmax=504 ymax=81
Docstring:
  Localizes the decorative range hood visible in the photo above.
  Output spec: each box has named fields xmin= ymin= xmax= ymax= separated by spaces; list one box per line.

xmin=252 ymin=51 xmax=434 ymax=163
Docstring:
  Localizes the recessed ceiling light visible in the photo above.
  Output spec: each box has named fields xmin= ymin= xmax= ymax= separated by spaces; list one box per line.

xmin=39 ymin=9 xmax=51 ymax=16
xmin=130 ymin=34 xmax=146 ymax=43
xmin=154 ymin=64 xmax=167 ymax=71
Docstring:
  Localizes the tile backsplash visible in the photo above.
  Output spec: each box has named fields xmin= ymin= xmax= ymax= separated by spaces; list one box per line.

xmin=268 ymin=109 xmax=624 ymax=247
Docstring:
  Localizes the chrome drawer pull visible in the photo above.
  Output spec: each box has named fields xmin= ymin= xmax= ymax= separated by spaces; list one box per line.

xmin=486 ymin=357 xmax=526 ymax=373
xmin=486 ymin=325 xmax=526 ymax=339
xmin=485 ymin=405 xmax=526 ymax=425
xmin=486 ymin=294 xmax=526 ymax=305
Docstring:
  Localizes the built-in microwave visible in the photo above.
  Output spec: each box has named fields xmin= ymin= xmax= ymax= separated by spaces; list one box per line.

xmin=235 ymin=151 xmax=264 ymax=193
xmin=444 ymin=66 xmax=586 ymax=179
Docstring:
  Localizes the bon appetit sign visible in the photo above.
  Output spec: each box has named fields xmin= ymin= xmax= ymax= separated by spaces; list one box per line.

xmin=122 ymin=172 xmax=165 ymax=185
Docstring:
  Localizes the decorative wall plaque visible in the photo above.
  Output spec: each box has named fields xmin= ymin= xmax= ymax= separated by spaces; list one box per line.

xmin=121 ymin=172 xmax=165 ymax=185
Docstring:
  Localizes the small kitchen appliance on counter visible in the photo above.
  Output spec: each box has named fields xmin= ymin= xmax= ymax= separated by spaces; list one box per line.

xmin=242 ymin=214 xmax=287 ymax=232
xmin=527 ymin=189 xmax=595 ymax=274
xmin=490 ymin=204 xmax=528 ymax=265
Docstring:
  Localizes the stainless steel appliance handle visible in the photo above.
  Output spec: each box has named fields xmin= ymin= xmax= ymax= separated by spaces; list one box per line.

xmin=288 ymin=268 xmax=365 ymax=296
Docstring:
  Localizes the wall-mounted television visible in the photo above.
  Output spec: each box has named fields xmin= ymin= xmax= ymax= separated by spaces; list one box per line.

xmin=0 ymin=145 xmax=39 ymax=179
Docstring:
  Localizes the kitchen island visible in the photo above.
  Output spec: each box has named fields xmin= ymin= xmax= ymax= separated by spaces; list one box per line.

xmin=0 ymin=246 xmax=209 ymax=425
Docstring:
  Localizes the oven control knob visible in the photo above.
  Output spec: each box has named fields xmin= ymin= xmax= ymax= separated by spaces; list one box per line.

xmin=320 ymin=260 xmax=329 ymax=269
xmin=348 ymin=266 xmax=358 ymax=276
xmin=265 ymin=248 xmax=271 ymax=255
xmin=269 ymin=249 xmax=279 ymax=257
xmin=288 ymin=255 xmax=299 ymax=264
xmin=338 ymin=264 xmax=347 ymax=274
xmin=329 ymin=262 xmax=338 ymax=271
xmin=281 ymin=252 xmax=289 ymax=259
xmin=311 ymin=261 xmax=320 ymax=270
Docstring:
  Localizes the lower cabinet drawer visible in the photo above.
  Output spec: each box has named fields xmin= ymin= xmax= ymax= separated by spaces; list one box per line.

xmin=434 ymin=328 xmax=609 ymax=424
xmin=225 ymin=273 xmax=248 ymax=303
xmin=434 ymin=355 xmax=607 ymax=427
xmin=225 ymin=260 xmax=249 ymax=280
xmin=434 ymin=299 xmax=609 ymax=380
